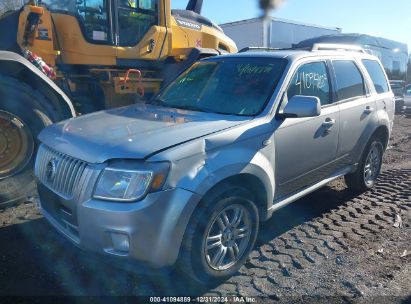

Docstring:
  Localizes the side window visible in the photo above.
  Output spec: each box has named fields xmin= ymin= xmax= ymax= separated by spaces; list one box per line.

xmin=286 ymin=62 xmax=332 ymax=106
xmin=333 ymin=60 xmax=366 ymax=101
xmin=362 ymin=59 xmax=390 ymax=94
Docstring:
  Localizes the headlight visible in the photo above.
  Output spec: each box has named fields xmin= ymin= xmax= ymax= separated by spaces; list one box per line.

xmin=93 ymin=163 xmax=169 ymax=201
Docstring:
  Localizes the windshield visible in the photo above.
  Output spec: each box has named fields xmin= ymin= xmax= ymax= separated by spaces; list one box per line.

xmin=151 ymin=58 xmax=287 ymax=116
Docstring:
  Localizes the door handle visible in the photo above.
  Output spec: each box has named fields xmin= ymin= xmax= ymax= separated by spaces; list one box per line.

xmin=322 ymin=118 xmax=336 ymax=128
xmin=364 ymin=106 xmax=374 ymax=114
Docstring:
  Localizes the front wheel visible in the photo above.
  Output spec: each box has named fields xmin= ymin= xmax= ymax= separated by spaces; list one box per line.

xmin=178 ymin=186 xmax=259 ymax=285
xmin=345 ymin=137 xmax=384 ymax=193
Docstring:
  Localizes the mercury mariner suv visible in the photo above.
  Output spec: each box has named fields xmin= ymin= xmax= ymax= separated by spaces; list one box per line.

xmin=35 ymin=44 xmax=395 ymax=284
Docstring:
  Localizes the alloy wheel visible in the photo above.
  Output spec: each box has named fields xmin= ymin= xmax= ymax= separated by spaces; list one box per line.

xmin=363 ymin=143 xmax=381 ymax=186
xmin=204 ymin=204 xmax=252 ymax=271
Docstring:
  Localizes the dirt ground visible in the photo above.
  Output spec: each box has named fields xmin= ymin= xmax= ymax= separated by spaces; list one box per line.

xmin=0 ymin=115 xmax=410 ymax=303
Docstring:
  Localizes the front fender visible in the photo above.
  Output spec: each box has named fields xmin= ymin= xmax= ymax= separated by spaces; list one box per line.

xmin=154 ymin=132 xmax=275 ymax=210
xmin=0 ymin=51 xmax=76 ymax=118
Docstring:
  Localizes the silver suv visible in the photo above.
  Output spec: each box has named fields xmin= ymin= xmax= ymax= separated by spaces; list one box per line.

xmin=35 ymin=44 xmax=394 ymax=284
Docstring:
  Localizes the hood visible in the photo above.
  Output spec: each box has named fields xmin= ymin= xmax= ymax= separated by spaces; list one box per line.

xmin=39 ymin=104 xmax=250 ymax=163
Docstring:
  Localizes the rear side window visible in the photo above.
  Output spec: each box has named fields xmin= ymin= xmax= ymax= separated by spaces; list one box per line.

xmin=362 ymin=59 xmax=389 ymax=94
xmin=286 ymin=61 xmax=332 ymax=106
xmin=333 ymin=60 xmax=366 ymax=101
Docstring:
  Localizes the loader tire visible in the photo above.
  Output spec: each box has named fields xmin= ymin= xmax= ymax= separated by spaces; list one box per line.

xmin=0 ymin=76 xmax=60 ymax=208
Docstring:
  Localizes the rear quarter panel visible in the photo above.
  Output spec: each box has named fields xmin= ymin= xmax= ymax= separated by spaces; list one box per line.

xmin=375 ymin=91 xmax=395 ymax=137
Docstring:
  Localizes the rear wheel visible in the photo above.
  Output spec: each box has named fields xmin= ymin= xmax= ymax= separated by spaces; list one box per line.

xmin=178 ymin=185 xmax=259 ymax=285
xmin=345 ymin=136 xmax=384 ymax=193
xmin=0 ymin=76 xmax=59 ymax=207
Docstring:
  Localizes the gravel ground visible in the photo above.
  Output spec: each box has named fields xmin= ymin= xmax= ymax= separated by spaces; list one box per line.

xmin=0 ymin=115 xmax=410 ymax=302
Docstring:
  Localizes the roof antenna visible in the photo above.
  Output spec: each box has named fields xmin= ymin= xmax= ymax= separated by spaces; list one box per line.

xmin=186 ymin=0 xmax=203 ymax=14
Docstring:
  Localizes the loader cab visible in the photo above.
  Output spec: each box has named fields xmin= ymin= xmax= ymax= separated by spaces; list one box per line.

xmin=32 ymin=0 xmax=235 ymax=66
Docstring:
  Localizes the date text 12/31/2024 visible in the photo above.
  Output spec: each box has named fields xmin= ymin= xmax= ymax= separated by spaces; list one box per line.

xmin=150 ymin=296 xmax=258 ymax=303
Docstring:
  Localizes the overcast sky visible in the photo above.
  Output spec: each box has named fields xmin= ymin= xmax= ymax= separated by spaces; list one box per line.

xmin=173 ymin=0 xmax=411 ymax=53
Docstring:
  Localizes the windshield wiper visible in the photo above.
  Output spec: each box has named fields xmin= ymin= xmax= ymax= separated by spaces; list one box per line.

xmin=148 ymin=101 xmax=251 ymax=117
xmin=171 ymin=105 xmax=205 ymax=112
xmin=172 ymin=105 xmax=252 ymax=116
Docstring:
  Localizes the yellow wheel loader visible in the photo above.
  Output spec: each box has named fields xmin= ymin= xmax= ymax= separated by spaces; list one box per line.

xmin=0 ymin=0 xmax=237 ymax=206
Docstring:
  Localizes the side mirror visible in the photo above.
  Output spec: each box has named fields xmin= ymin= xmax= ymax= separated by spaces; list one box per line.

xmin=281 ymin=95 xmax=321 ymax=118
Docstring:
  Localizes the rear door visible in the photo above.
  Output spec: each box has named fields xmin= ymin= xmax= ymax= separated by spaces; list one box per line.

xmin=331 ymin=59 xmax=378 ymax=164
xmin=274 ymin=60 xmax=340 ymax=199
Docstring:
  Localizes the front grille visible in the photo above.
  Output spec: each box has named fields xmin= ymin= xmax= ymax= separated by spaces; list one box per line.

xmin=35 ymin=144 xmax=88 ymax=199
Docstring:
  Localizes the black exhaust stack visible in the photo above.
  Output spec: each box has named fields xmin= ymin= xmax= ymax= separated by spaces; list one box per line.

xmin=186 ymin=0 xmax=203 ymax=14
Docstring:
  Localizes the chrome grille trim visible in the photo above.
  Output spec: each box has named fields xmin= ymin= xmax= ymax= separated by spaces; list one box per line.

xmin=35 ymin=144 xmax=88 ymax=199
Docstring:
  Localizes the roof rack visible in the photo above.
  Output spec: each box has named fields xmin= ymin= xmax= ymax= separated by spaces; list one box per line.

xmin=238 ymin=47 xmax=281 ymax=53
xmin=311 ymin=43 xmax=366 ymax=53
xmin=239 ymin=44 xmax=367 ymax=54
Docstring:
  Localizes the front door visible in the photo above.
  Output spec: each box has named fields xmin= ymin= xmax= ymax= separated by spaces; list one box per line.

xmin=114 ymin=0 xmax=168 ymax=62
xmin=274 ymin=60 xmax=340 ymax=199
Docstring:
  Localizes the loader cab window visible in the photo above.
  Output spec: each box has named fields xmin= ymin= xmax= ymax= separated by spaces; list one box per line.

xmin=43 ymin=0 xmax=158 ymax=45
xmin=117 ymin=0 xmax=159 ymax=46
xmin=42 ymin=1 xmax=76 ymax=13
xmin=43 ymin=0 xmax=110 ymax=43
xmin=77 ymin=0 xmax=110 ymax=43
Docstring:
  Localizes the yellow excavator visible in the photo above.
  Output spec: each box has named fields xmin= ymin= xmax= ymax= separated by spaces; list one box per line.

xmin=0 ymin=0 xmax=237 ymax=205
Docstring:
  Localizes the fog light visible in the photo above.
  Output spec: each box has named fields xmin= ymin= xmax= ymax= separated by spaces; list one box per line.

xmin=110 ymin=232 xmax=130 ymax=253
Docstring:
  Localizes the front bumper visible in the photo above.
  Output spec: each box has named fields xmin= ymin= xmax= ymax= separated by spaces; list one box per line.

xmin=38 ymin=183 xmax=201 ymax=268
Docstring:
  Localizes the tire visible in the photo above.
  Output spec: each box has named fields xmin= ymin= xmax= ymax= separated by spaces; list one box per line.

xmin=345 ymin=136 xmax=384 ymax=193
xmin=0 ymin=76 xmax=60 ymax=207
xmin=178 ymin=185 xmax=259 ymax=285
